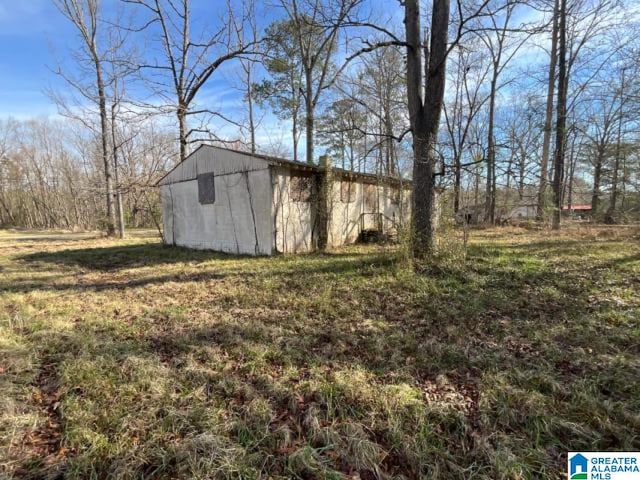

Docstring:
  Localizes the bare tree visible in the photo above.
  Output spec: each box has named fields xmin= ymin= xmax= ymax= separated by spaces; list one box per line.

xmin=239 ymin=57 xmax=259 ymax=154
xmin=501 ymin=96 xmax=543 ymax=202
xmin=551 ymin=0 xmax=567 ymax=230
xmin=443 ymin=42 xmax=490 ymax=213
xmin=356 ymin=46 xmax=408 ymax=176
xmin=537 ymin=0 xmax=559 ymax=220
xmin=474 ymin=1 xmax=536 ymax=224
xmin=125 ymin=0 xmax=260 ymax=161
xmin=53 ymin=0 xmax=117 ymax=235
xmin=320 ymin=44 xmax=408 ymax=175
xmin=317 ymin=95 xmax=367 ymax=171
xmin=561 ymin=0 xmax=627 ymax=220
xmin=405 ymin=0 xmax=450 ymax=258
xmin=278 ymin=0 xmax=361 ymax=164
xmin=231 ymin=1 xmax=262 ymax=154
xmin=254 ymin=18 xmax=305 ymax=161
xmin=604 ymin=66 xmax=626 ymax=223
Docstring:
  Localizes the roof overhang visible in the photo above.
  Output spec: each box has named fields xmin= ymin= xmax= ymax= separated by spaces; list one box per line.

xmin=156 ymin=144 xmax=414 ymax=189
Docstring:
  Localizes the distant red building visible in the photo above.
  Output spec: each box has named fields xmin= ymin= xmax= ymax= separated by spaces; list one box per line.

xmin=562 ymin=204 xmax=592 ymax=211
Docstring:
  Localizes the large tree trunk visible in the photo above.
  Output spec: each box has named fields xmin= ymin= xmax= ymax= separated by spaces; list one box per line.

xmin=474 ymin=165 xmax=480 ymax=209
xmin=620 ymin=150 xmax=627 ymax=211
xmin=292 ymin=83 xmax=299 ymax=163
xmin=248 ymin=87 xmax=256 ymax=154
xmin=178 ymin=104 xmax=188 ymax=162
xmin=454 ymin=155 xmax=461 ymax=213
xmin=405 ymin=0 xmax=450 ymax=260
xmin=606 ymin=149 xmax=620 ymax=224
xmin=95 ymin=58 xmax=116 ymax=236
xmin=566 ymin=136 xmax=577 ymax=211
xmin=305 ymin=69 xmax=314 ymax=164
xmin=292 ymin=118 xmax=299 ymax=163
xmin=384 ymin=108 xmax=396 ymax=175
xmin=518 ymin=145 xmax=526 ymax=199
xmin=605 ymin=68 xmax=625 ymax=224
xmin=484 ymin=70 xmax=498 ymax=224
xmin=551 ymin=0 xmax=567 ymax=230
xmin=452 ymin=57 xmax=462 ymax=214
xmin=111 ymin=103 xmax=126 ymax=238
xmin=537 ymin=0 xmax=559 ymax=221
xmin=246 ymin=64 xmax=257 ymax=154
xmin=591 ymin=148 xmax=603 ymax=215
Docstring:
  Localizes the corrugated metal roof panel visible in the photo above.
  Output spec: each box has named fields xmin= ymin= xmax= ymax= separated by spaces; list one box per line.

xmin=157 ymin=145 xmax=412 ymax=187
xmin=158 ymin=145 xmax=270 ymax=185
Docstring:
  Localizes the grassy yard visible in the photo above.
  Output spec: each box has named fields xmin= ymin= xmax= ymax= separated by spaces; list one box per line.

xmin=1 ymin=226 xmax=639 ymax=479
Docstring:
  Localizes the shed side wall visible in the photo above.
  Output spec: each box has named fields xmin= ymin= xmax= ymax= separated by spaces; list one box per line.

xmin=328 ymin=180 xmax=410 ymax=247
xmin=272 ymin=167 xmax=316 ymax=253
xmin=160 ymin=168 xmax=272 ymax=255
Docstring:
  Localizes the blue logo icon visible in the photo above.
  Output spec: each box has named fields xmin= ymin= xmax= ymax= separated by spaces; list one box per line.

xmin=569 ymin=453 xmax=588 ymax=479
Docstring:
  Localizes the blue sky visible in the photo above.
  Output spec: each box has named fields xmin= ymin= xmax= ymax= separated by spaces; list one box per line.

xmin=0 ymin=0 xmax=553 ymax=159
xmin=0 ymin=0 xmax=389 ymax=116
xmin=0 ymin=0 xmax=309 ymax=157
xmin=0 ymin=1 xmax=73 ymax=117
xmin=0 ymin=0 xmax=266 ymax=118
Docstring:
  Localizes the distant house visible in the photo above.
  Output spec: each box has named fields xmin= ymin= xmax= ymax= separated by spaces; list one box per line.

xmin=157 ymin=145 xmax=411 ymax=255
xmin=563 ymin=204 xmax=592 ymax=216
xmin=456 ymin=201 xmax=537 ymax=225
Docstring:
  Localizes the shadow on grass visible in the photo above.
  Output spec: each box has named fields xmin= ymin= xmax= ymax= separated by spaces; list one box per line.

xmin=8 ymin=237 xmax=640 ymax=478
xmin=18 ymin=243 xmax=244 ymax=271
xmin=6 ymin=244 xmax=398 ymax=294
xmin=18 ymin=243 xmax=397 ymax=271
xmin=27 ymin=250 xmax=639 ymax=478
xmin=600 ymin=252 xmax=640 ymax=268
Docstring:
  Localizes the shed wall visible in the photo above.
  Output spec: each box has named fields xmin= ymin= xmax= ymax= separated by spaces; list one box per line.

xmin=159 ymin=146 xmax=413 ymax=255
xmin=272 ymin=167 xmax=316 ymax=253
xmin=328 ymin=179 xmax=410 ymax=248
xmin=161 ymin=168 xmax=272 ymax=255
xmin=509 ymin=205 xmax=537 ymax=219
xmin=327 ymin=180 xmax=365 ymax=247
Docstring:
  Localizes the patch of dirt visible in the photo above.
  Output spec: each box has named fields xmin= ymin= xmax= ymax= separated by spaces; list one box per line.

xmin=421 ymin=375 xmax=480 ymax=421
xmin=13 ymin=356 xmax=69 ymax=479
xmin=554 ymin=359 xmax=583 ymax=377
xmin=148 ymin=335 xmax=187 ymax=365
xmin=504 ymin=336 xmax=539 ymax=359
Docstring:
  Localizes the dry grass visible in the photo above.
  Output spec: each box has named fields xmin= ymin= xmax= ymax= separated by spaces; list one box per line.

xmin=1 ymin=225 xmax=639 ymax=479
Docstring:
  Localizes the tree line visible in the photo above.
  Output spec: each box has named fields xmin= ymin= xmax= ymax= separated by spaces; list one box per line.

xmin=0 ymin=0 xmax=638 ymax=258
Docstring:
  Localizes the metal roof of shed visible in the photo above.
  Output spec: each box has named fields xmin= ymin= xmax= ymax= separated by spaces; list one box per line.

xmin=157 ymin=144 xmax=411 ymax=188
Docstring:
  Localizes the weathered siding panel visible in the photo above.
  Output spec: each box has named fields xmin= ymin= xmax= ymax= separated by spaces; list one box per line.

xmin=160 ymin=185 xmax=175 ymax=244
xmin=509 ymin=205 xmax=536 ymax=220
xmin=161 ymin=168 xmax=272 ymax=255
xmin=327 ymin=179 xmax=410 ymax=247
xmin=328 ymin=180 xmax=364 ymax=247
xmin=378 ymin=185 xmax=411 ymax=235
xmin=272 ymin=167 xmax=316 ymax=253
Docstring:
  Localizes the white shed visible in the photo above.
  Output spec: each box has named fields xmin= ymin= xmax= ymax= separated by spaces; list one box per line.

xmin=157 ymin=145 xmax=411 ymax=255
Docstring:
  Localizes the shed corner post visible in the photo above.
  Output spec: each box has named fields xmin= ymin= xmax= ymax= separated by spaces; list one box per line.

xmin=269 ymin=165 xmax=279 ymax=255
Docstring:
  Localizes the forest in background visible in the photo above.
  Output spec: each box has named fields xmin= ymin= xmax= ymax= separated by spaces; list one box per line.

xmin=0 ymin=0 xmax=639 ymax=237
